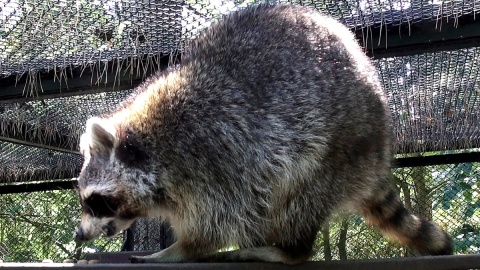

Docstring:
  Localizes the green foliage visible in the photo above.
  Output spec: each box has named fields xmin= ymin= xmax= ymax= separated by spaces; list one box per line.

xmin=0 ymin=188 xmax=122 ymax=262
xmin=313 ymin=215 xmax=407 ymax=261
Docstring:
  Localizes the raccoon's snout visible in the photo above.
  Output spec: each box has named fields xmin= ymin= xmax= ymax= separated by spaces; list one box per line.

xmin=75 ymin=226 xmax=100 ymax=242
xmin=75 ymin=227 xmax=88 ymax=243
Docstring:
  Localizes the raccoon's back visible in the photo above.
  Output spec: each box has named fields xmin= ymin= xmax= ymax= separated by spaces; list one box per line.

xmin=173 ymin=5 xmax=391 ymax=158
xmin=119 ymin=5 xmax=392 ymax=191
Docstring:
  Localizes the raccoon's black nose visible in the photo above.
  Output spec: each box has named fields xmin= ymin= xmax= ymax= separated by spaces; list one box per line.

xmin=75 ymin=228 xmax=87 ymax=242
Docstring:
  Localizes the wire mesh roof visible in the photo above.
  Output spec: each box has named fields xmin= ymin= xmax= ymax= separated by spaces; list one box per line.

xmin=0 ymin=90 xmax=133 ymax=182
xmin=378 ymin=47 xmax=480 ymax=154
xmin=2 ymin=0 xmax=480 ymax=77
xmin=0 ymin=0 xmax=183 ymax=77
xmin=0 ymin=90 xmax=133 ymax=142
xmin=1 ymin=0 xmax=480 ymax=183
xmin=0 ymin=141 xmax=82 ymax=182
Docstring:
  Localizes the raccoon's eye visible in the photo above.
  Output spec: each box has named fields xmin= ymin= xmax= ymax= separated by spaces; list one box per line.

xmin=84 ymin=193 xmax=119 ymax=217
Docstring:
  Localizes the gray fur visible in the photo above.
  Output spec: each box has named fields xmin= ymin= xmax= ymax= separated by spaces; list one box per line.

xmin=75 ymin=4 xmax=452 ymax=264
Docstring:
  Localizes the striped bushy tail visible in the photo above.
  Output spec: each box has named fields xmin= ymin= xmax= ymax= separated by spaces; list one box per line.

xmin=361 ymin=187 xmax=453 ymax=256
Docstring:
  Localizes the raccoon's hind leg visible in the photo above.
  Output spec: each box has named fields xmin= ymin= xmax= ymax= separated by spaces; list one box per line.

xmin=359 ymin=183 xmax=453 ymax=256
xmin=197 ymin=246 xmax=304 ymax=265
xmin=131 ymin=241 xmax=313 ymax=264
xmin=198 ymin=230 xmax=317 ymax=264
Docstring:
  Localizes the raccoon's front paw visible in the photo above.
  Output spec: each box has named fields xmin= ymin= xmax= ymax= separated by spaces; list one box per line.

xmin=129 ymin=256 xmax=146 ymax=263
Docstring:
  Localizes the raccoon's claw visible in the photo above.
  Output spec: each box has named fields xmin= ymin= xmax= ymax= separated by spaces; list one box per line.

xmin=129 ymin=256 xmax=146 ymax=263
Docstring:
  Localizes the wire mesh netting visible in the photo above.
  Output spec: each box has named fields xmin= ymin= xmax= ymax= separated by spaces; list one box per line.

xmin=129 ymin=219 xmax=175 ymax=252
xmin=0 ymin=188 xmax=123 ymax=262
xmin=0 ymin=0 xmax=183 ymax=77
xmin=313 ymin=161 xmax=480 ymax=260
xmin=0 ymin=89 xmax=133 ymax=147
xmin=0 ymin=90 xmax=132 ymax=183
xmin=0 ymin=142 xmax=82 ymax=183
xmin=2 ymin=0 xmax=480 ymax=77
xmin=377 ymin=47 xmax=480 ymax=154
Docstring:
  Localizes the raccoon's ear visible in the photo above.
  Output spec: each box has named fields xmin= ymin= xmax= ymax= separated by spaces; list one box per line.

xmin=84 ymin=117 xmax=118 ymax=158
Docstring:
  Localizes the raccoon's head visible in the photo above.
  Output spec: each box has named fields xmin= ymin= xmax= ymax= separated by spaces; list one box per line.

xmin=75 ymin=117 xmax=156 ymax=243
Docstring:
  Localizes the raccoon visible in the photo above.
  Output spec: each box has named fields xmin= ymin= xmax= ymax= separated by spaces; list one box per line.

xmin=74 ymin=4 xmax=453 ymax=264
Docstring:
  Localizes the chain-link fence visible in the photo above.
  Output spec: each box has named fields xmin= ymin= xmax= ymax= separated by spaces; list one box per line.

xmin=312 ymin=160 xmax=480 ymax=260
xmin=128 ymin=219 xmax=175 ymax=252
xmin=0 ymin=188 xmax=123 ymax=263
xmin=0 ymin=158 xmax=478 ymax=262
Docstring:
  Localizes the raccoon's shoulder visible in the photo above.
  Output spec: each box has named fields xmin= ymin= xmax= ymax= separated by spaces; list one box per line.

xmin=108 ymin=66 xmax=189 ymax=134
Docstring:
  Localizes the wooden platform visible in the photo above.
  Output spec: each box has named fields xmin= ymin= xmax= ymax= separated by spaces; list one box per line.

xmin=0 ymin=254 xmax=479 ymax=270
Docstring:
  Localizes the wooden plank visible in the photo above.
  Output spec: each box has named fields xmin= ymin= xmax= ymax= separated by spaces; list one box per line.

xmin=0 ymin=254 xmax=464 ymax=270
xmin=86 ymin=251 xmax=154 ymax=263
xmin=0 ymin=180 xmax=77 ymax=194
xmin=394 ymin=152 xmax=480 ymax=168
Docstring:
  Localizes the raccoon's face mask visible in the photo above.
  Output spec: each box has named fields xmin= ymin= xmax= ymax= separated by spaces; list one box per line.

xmin=75 ymin=117 xmax=153 ymax=243
xmin=76 ymin=192 xmax=136 ymax=242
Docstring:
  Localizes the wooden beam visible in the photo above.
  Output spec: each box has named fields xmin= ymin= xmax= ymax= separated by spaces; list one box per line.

xmin=394 ymin=152 xmax=480 ymax=168
xmin=1 ymin=254 xmax=479 ymax=270
xmin=0 ymin=180 xmax=78 ymax=194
